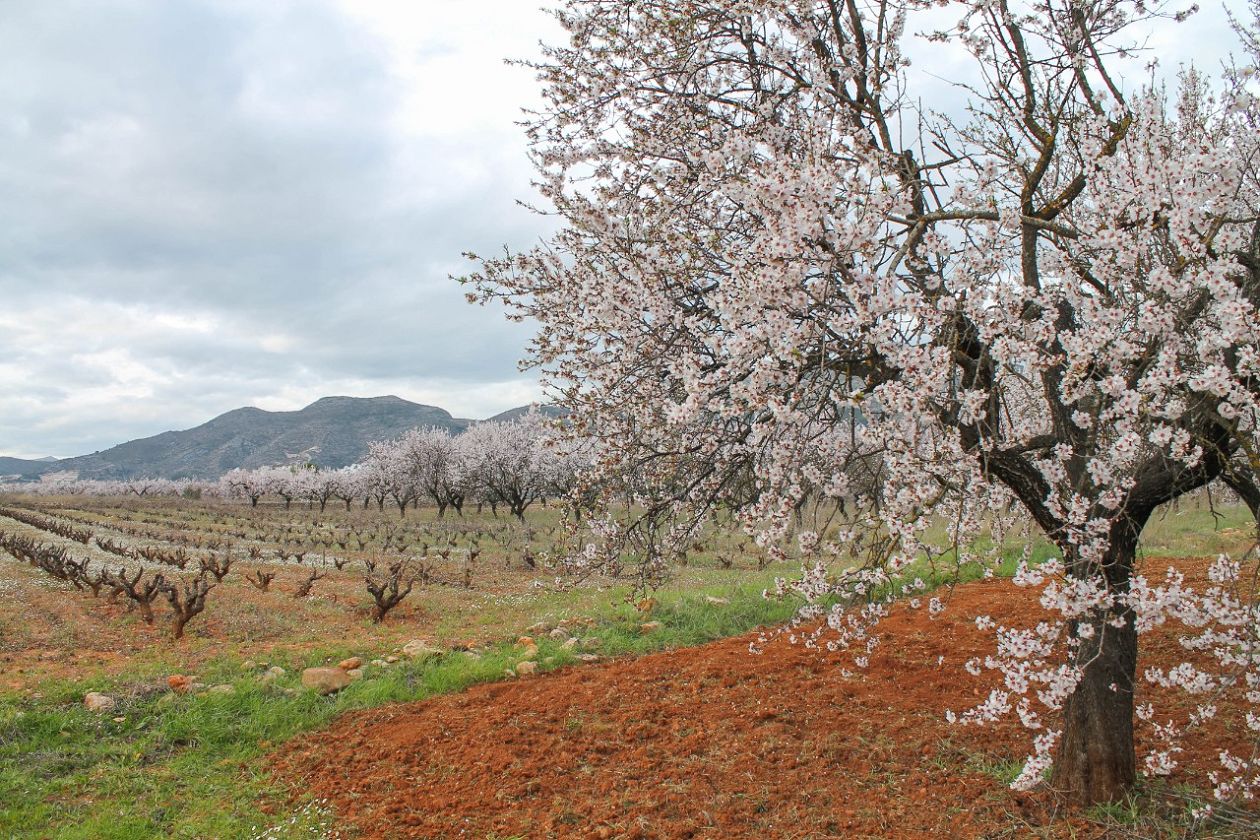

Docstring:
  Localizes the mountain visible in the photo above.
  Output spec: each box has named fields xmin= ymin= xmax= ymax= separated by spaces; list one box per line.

xmin=484 ymin=404 xmax=569 ymax=424
xmin=0 ymin=396 xmax=546 ymax=482
xmin=0 ymin=456 xmax=59 ymax=480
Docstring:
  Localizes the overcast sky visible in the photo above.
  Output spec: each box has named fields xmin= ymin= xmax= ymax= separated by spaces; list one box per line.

xmin=0 ymin=1 xmax=1242 ymax=459
xmin=0 ymin=0 xmax=563 ymax=458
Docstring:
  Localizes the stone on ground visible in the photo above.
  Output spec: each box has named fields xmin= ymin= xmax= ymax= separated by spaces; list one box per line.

xmin=83 ymin=692 xmax=116 ymax=712
xmin=302 ymin=667 xmax=352 ymax=695
xmin=401 ymin=640 xmax=443 ymax=660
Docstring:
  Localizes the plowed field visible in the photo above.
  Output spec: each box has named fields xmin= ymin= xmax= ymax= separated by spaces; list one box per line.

xmin=276 ymin=569 xmax=1256 ymax=839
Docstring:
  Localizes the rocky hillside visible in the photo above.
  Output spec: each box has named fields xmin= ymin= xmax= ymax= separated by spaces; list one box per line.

xmin=0 ymin=396 xmax=533 ymax=481
xmin=0 ymin=457 xmax=53 ymax=479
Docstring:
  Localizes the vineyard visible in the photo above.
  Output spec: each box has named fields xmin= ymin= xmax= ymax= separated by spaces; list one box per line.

xmin=0 ymin=492 xmax=787 ymax=693
xmin=0 ymin=489 xmax=830 ymax=838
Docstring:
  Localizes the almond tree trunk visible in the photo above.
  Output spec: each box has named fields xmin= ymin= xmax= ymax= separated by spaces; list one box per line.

xmin=1053 ymin=524 xmax=1141 ymax=804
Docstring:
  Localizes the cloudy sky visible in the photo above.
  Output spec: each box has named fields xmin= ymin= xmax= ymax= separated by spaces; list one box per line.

xmin=0 ymin=0 xmax=563 ymax=458
xmin=0 ymin=1 xmax=1242 ymax=459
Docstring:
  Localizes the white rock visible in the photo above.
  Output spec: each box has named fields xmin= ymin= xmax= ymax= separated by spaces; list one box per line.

xmin=84 ymin=692 xmax=117 ymax=712
xmin=401 ymin=640 xmax=443 ymax=660
xmin=301 ymin=667 xmax=352 ymax=695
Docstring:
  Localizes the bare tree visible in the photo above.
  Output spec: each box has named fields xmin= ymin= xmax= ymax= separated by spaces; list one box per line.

xmin=162 ymin=573 xmax=215 ymax=640
xmin=365 ymin=559 xmax=417 ymax=623
xmin=293 ymin=568 xmax=326 ymax=599
xmin=245 ymin=568 xmax=276 ymax=591
xmin=198 ymin=552 xmax=233 ymax=582
xmin=109 ymin=567 xmax=166 ymax=624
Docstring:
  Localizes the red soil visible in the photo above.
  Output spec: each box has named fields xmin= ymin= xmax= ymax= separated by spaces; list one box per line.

xmin=274 ymin=573 xmax=1255 ymax=839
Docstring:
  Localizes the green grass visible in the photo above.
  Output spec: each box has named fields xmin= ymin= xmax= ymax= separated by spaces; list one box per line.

xmin=1139 ymin=498 xmax=1257 ymax=559
xmin=0 ymin=579 xmax=804 ymax=839
xmin=1078 ymin=781 xmax=1260 ymax=839
xmin=961 ymin=752 xmax=1260 ymax=838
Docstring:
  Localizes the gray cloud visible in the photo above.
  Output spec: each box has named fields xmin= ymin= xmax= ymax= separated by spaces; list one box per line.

xmin=0 ymin=0 xmax=555 ymax=457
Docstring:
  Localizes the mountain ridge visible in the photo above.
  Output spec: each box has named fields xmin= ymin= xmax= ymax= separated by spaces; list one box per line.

xmin=0 ymin=396 xmax=550 ymax=482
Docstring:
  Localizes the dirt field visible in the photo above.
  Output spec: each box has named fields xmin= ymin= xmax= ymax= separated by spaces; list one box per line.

xmin=2 ymin=495 xmax=1257 ymax=838
xmin=275 ymin=567 xmax=1258 ymax=840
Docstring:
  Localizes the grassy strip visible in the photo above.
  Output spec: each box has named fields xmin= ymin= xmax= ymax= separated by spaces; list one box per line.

xmin=0 ymin=581 xmax=802 ymax=839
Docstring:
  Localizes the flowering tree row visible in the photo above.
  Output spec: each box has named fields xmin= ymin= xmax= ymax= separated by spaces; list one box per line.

xmin=218 ymin=411 xmax=590 ymax=520
xmin=0 ymin=475 xmax=214 ymax=498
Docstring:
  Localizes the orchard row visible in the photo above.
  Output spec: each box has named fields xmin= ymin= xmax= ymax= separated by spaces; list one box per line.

xmin=3 ymin=411 xmax=591 ymax=521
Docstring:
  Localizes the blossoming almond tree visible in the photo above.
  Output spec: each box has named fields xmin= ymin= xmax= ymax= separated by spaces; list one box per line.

xmin=397 ymin=427 xmax=470 ymax=517
xmin=459 ymin=412 xmax=560 ymax=521
xmin=467 ymin=0 xmax=1260 ymax=805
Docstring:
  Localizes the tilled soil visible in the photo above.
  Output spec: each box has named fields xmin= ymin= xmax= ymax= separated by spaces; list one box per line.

xmin=274 ymin=572 xmax=1253 ymax=839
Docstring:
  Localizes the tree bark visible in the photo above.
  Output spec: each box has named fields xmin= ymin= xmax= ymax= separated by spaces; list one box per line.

xmin=1053 ymin=524 xmax=1141 ymax=804
xmin=1055 ymin=606 xmax=1138 ymax=803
